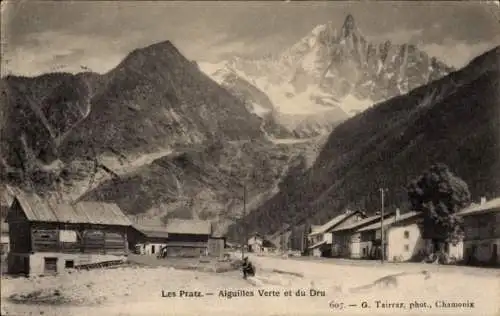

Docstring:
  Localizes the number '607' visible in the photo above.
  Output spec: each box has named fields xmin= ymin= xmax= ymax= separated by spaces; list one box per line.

xmin=329 ymin=301 xmax=344 ymax=310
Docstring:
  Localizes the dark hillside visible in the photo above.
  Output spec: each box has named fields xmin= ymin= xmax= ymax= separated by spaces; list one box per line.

xmin=232 ymin=46 xmax=500 ymax=237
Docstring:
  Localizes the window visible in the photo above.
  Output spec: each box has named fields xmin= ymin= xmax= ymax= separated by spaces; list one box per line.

xmin=59 ymin=230 xmax=77 ymax=242
xmin=404 ymin=245 xmax=409 ymax=252
xmin=151 ymin=245 xmax=155 ymax=254
xmin=0 ymin=243 xmax=7 ymax=255
xmin=404 ymin=231 xmax=410 ymax=239
xmin=44 ymin=257 xmax=58 ymax=274
xmin=65 ymin=260 xmax=74 ymax=268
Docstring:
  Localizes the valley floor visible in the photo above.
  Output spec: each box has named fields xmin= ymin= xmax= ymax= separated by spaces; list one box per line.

xmin=1 ymin=254 xmax=499 ymax=316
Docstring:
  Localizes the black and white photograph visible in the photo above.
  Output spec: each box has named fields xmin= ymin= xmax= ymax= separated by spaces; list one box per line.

xmin=1 ymin=1 xmax=499 ymax=315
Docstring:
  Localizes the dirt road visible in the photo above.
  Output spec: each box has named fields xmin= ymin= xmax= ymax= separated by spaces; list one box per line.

xmin=2 ymin=254 xmax=498 ymax=316
xmin=283 ymin=255 xmax=500 ymax=277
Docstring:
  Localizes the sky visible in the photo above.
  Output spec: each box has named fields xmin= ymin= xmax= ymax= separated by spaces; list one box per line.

xmin=1 ymin=1 xmax=499 ymax=76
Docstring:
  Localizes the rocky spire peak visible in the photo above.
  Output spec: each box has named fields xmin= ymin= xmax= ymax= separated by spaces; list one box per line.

xmin=341 ymin=14 xmax=356 ymax=38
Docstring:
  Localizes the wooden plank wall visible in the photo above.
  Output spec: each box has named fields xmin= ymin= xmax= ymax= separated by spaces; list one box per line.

xmin=166 ymin=246 xmax=205 ymax=258
xmin=32 ymin=229 xmax=59 ymax=252
xmin=7 ymin=201 xmax=32 ymax=253
xmin=29 ymin=224 xmax=128 ymax=255
xmin=168 ymin=234 xmax=209 ymax=243
xmin=104 ymin=231 xmax=127 ymax=255
xmin=83 ymin=230 xmax=106 ymax=254
xmin=9 ymin=222 xmax=31 ymax=253
xmin=208 ymin=239 xmax=224 ymax=257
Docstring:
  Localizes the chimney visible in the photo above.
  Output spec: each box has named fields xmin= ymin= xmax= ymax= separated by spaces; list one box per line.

xmin=395 ymin=208 xmax=401 ymax=221
xmin=344 ymin=208 xmax=351 ymax=214
xmin=480 ymin=197 xmax=487 ymax=205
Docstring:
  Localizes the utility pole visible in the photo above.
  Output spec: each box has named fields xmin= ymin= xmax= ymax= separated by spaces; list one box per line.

xmin=301 ymin=229 xmax=304 ymax=255
xmin=242 ymin=183 xmax=247 ymax=260
xmin=380 ymin=188 xmax=386 ymax=264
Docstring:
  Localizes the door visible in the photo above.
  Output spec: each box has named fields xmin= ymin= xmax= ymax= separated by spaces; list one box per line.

xmin=491 ymin=244 xmax=498 ymax=264
xmin=23 ymin=256 xmax=30 ymax=275
xmin=44 ymin=257 xmax=58 ymax=274
xmin=468 ymin=244 xmax=478 ymax=264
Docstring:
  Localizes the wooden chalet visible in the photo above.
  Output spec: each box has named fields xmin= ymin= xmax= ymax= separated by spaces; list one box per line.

xmin=164 ymin=219 xmax=212 ymax=257
xmin=247 ymin=233 xmax=277 ymax=253
xmin=1 ymin=219 xmax=9 ymax=274
xmin=128 ymin=224 xmax=170 ymax=256
xmin=307 ymin=210 xmax=366 ymax=257
xmin=129 ymin=219 xmax=215 ymax=258
xmin=330 ymin=211 xmax=395 ymax=259
xmin=1 ymin=219 xmax=9 ymax=254
xmin=6 ymin=191 xmax=131 ymax=276
xmin=357 ymin=210 xmax=424 ymax=261
xmin=129 ymin=219 xmax=212 ymax=257
xmin=459 ymin=197 xmax=500 ymax=266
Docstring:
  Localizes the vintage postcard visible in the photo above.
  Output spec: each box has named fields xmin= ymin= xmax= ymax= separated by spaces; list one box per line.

xmin=1 ymin=1 xmax=499 ymax=315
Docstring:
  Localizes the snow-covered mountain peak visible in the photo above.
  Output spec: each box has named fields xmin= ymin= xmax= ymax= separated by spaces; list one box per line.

xmin=199 ymin=14 xmax=454 ymax=138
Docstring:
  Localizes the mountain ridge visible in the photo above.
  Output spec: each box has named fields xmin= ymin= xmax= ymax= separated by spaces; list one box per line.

xmin=0 ymin=39 xmax=326 ymax=234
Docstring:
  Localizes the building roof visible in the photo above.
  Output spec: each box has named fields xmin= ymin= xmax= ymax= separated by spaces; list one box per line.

xmin=262 ymin=239 xmax=276 ymax=248
xmin=165 ymin=219 xmax=211 ymax=235
xmin=332 ymin=212 xmax=392 ymax=232
xmin=309 ymin=211 xmax=362 ymax=236
xmin=459 ymin=198 xmax=500 ymax=217
xmin=0 ymin=184 xmax=15 ymax=207
xmin=268 ymin=224 xmax=291 ymax=241
xmin=308 ymin=239 xmax=327 ymax=249
xmin=251 ymin=231 xmax=264 ymax=237
xmin=165 ymin=241 xmax=208 ymax=248
xmin=1 ymin=219 xmax=8 ymax=234
xmin=310 ymin=225 xmax=322 ymax=233
xmin=10 ymin=191 xmax=131 ymax=226
xmin=248 ymin=234 xmax=276 ymax=248
xmin=357 ymin=211 xmax=420 ymax=232
xmin=133 ymin=224 xmax=170 ymax=239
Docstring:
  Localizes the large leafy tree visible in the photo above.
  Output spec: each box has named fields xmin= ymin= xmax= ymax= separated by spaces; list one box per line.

xmin=407 ymin=163 xmax=471 ymax=254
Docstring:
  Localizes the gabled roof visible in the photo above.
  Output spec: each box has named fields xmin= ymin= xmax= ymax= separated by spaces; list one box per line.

xmin=357 ymin=211 xmax=420 ymax=232
xmin=0 ymin=184 xmax=15 ymax=207
xmin=459 ymin=198 xmax=500 ymax=217
xmin=165 ymin=219 xmax=211 ymax=235
xmin=308 ymin=239 xmax=327 ymax=249
xmin=332 ymin=212 xmax=395 ymax=232
xmin=1 ymin=219 xmax=8 ymax=234
xmin=310 ymin=225 xmax=322 ymax=233
xmin=309 ymin=210 xmax=364 ymax=236
xmin=133 ymin=224 xmax=170 ymax=239
xmin=211 ymin=233 xmax=225 ymax=239
xmin=248 ymin=234 xmax=276 ymax=248
xmin=262 ymin=239 xmax=276 ymax=248
xmin=9 ymin=190 xmax=131 ymax=226
xmin=248 ymin=232 xmax=264 ymax=239
xmin=268 ymin=224 xmax=291 ymax=241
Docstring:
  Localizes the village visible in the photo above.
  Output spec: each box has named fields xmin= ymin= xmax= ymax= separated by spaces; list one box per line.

xmin=0 ymin=184 xmax=499 ymax=316
xmin=0 ymin=184 xmax=498 ymax=278
xmin=248 ymin=196 xmax=500 ymax=267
